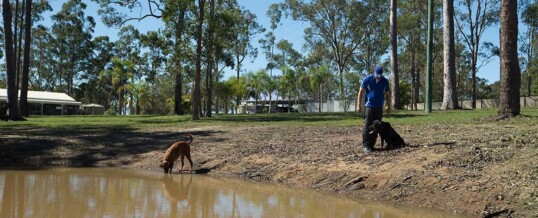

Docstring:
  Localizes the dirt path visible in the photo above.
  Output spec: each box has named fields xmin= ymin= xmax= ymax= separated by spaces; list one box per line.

xmin=1 ymin=123 xmax=537 ymax=217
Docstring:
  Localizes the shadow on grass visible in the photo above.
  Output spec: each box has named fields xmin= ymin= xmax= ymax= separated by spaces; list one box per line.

xmin=0 ymin=125 xmax=222 ymax=168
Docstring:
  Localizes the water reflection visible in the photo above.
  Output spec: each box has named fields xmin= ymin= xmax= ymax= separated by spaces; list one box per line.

xmin=0 ymin=168 xmax=464 ymax=218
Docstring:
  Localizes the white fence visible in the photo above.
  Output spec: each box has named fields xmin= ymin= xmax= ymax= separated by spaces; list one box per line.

xmin=303 ymin=96 xmax=538 ymax=112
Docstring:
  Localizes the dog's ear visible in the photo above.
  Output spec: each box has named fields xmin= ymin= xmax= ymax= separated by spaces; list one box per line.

xmin=160 ymin=163 xmax=164 ymax=169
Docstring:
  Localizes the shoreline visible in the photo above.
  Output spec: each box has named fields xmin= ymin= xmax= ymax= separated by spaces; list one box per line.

xmin=1 ymin=124 xmax=536 ymax=217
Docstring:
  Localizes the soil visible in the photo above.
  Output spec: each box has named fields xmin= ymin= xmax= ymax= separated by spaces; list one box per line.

xmin=1 ymin=120 xmax=537 ymax=217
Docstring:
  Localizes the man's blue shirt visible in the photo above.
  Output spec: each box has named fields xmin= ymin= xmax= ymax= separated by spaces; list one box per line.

xmin=361 ymin=74 xmax=390 ymax=108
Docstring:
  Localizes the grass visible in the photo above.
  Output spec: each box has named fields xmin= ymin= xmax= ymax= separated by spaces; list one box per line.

xmin=1 ymin=108 xmax=537 ymax=130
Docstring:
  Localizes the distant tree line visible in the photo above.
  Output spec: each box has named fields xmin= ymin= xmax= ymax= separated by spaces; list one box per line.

xmin=1 ymin=0 xmax=536 ymax=120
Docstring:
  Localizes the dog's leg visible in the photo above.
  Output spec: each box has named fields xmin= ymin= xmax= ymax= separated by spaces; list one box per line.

xmin=186 ymin=153 xmax=194 ymax=173
xmin=179 ymin=155 xmax=185 ymax=172
xmin=380 ymin=134 xmax=385 ymax=149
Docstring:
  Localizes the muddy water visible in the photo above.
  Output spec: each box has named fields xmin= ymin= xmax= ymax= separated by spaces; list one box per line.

xmin=0 ymin=168 xmax=464 ymax=218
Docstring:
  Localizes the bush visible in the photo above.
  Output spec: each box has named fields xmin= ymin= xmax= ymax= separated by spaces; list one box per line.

xmin=103 ymin=108 xmax=117 ymax=116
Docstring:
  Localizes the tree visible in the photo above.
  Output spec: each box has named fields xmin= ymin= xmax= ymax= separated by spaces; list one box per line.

xmin=245 ymin=70 xmax=267 ymax=114
xmin=309 ymin=64 xmax=333 ymax=112
xmin=498 ymin=0 xmax=520 ymax=118
xmin=192 ymin=0 xmax=205 ymax=120
xmin=355 ymin=0 xmax=389 ymax=78
xmin=205 ymin=0 xmax=215 ymax=117
xmin=116 ymin=25 xmax=143 ymax=114
xmin=441 ymin=0 xmax=459 ymax=109
xmin=162 ymin=0 xmax=192 ymax=116
xmin=3 ymin=0 xmax=24 ymax=120
xmin=259 ymin=3 xmax=282 ymax=77
xmin=521 ymin=2 xmax=538 ymax=97
xmin=228 ymin=7 xmax=263 ymax=114
xmin=51 ymin=0 xmax=95 ymax=95
xmin=280 ymin=66 xmax=297 ymax=113
xmin=284 ymin=0 xmax=369 ymax=112
xmin=390 ymin=0 xmax=401 ymax=109
xmin=455 ymin=0 xmax=499 ymax=108
xmin=19 ymin=0 xmax=33 ymax=116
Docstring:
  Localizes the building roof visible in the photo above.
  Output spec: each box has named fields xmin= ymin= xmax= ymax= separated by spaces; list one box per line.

xmin=0 ymin=89 xmax=81 ymax=105
xmin=83 ymin=103 xmax=104 ymax=108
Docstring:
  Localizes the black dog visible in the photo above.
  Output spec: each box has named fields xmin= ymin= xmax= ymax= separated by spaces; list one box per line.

xmin=368 ymin=120 xmax=406 ymax=149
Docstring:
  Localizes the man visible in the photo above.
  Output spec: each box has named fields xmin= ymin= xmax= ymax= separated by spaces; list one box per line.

xmin=356 ymin=66 xmax=391 ymax=153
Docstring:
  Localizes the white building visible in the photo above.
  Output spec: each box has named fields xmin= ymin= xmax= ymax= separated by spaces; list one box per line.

xmin=0 ymin=89 xmax=82 ymax=115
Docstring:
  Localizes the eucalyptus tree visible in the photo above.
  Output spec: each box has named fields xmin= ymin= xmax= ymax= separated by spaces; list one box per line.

xmin=205 ymin=0 xmax=215 ymax=117
xmin=275 ymin=39 xmax=306 ymax=106
xmin=209 ymin=0 xmax=237 ymax=114
xmin=30 ymin=25 xmax=56 ymax=91
xmin=192 ymin=0 xmax=206 ymax=119
xmin=354 ymin=0 xmax=389 ymax=77
xmin=227 ymin=7 xmax=263 ymax=115
xmin=259 ymin=3 xmax=282 ymax=78
xmin=27 ymin=1 xmax=53 ymax=89
xmin=19 ymin=0 xmax=33 ymax=116
xmin=2 ymin=0 xmax=24 ymax=120
xmin=77 ymin=36 xmax=115 ymax=107
xmin=398 ymin=0 xmax=426 ymax=110
xmin=498 ymin=0 xmax=520 ymax=118
xmin=283 ymin=0 xmax=370 ymax=111
xmin=230 ymin=7 xmax=263 ymax=79
xmin=161 ymin=0 xmax=193 ymax=115
xmin=454 ymin=0 xmax=500 ymax=108
xmin=115 ymin=25 xmax=142 ymax=114
xmin=51 ymin=0 xmax=95 ymax=95
xmin=521 ymin=2 xmax=538 ymax=97
xmin=441 ymin=0 xmax=459 ymax=109
xmin=139 ymin=30 xmax=169 ymax=114
xmin=398 ymin=0 xmax=445 ymax=110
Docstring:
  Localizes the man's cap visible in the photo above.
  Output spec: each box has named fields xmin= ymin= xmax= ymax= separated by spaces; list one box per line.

xmin=374 ymin=66 xmax=383 ymax=78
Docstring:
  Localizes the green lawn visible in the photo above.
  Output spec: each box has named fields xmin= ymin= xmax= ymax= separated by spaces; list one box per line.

xmin=1 ymin=108 xmax=537 ymax=129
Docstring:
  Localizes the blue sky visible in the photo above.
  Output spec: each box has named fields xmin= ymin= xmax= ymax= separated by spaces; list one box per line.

xmin=42 ymin=0 xmax=505 ymax=84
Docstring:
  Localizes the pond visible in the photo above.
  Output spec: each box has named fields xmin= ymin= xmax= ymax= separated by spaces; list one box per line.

xmin=0 ymin=168 xmax=465 ymax=218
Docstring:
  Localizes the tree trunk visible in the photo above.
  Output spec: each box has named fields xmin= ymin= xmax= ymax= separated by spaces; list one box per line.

xmin=16 ymin=0 xmax=25 ymax=92
xmin=3 ymin=0 xmax=24 ymax=121
xmin=390 ymin=0 xmax=400 ymax=109
xmin=205 ymin=0 xmax=215 ymax=117
xmin=19 ymin=0 xmax=32 ymax=117
xmin=441 ymin=0 xmax=459 ymax=110
xmin=498 ymin=0 xmax=520 ymax=118
xmin=13 ymin=0 xmax=19 ymax=91
xmin=471 ymin=59 xmax=477 ymax=108
xmin=319 ymin=83 xmax=322 ymax=112
xmin=193 ymin=0 xmax=205 ymax=120
xmin=174 ymin=63 xmax=184 ymax=115
xmin=410 ymin=49 xmax=417 ymax=110
xmin=415 ymin=65 xmax=420 ymax=110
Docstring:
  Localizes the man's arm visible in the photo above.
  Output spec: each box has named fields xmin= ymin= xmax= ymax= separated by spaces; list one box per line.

xmin=385 ymin=91 xmax=392 ymax=114
xmin=356 ymin=87 xmax=365 ymax=112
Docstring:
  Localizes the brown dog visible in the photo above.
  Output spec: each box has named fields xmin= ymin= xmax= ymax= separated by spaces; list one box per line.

xmin=160 ymin=134 xmax=194 ymax=174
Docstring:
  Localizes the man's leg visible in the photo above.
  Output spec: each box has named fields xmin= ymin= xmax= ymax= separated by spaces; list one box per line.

xmin=362 ymin=107 xmax=377 ymax=152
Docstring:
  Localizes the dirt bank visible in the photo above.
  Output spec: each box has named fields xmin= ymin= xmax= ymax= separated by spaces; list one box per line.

xmin=1 ymin=122 xmax=537 ymax=217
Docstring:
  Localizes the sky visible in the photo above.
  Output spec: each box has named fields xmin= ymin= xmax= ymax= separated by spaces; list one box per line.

xmin=41 ymin=0 xmax=506 ymax=84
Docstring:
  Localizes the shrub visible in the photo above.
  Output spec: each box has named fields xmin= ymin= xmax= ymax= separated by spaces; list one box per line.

xmin=103 ymin=108 xmax=117 ymax=116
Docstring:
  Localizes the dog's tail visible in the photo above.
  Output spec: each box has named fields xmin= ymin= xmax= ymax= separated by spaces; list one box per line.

xmin=185 ymin=133 xmax=193 ymax=145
